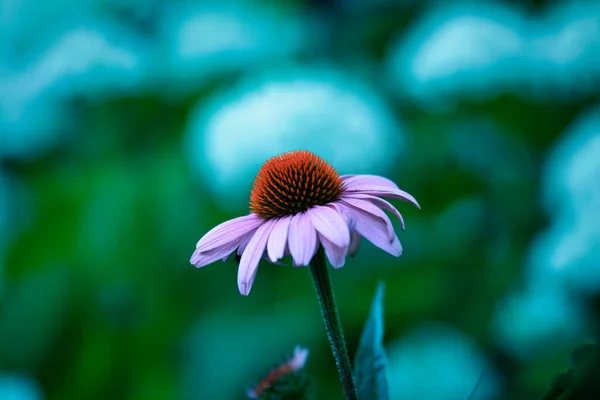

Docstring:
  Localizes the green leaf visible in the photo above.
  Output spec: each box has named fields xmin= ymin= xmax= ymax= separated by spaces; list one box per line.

xmin=354 ymin=282 xmax=389 ymax=400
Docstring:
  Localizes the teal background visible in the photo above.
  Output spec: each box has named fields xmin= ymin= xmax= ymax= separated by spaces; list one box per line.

xmin=1 ymin=0 xmax=599 ymax=399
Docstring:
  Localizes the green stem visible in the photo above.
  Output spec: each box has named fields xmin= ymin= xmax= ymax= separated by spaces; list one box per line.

xmin=309 ymin=247 xmax=358 ymax=400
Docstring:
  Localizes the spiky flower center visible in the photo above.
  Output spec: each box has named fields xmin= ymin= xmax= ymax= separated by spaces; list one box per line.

xmin=250 ymin=151 xmax=344 ymax=219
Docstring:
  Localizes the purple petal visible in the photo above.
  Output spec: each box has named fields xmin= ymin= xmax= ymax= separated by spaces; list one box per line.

xmin=237 ymin=231 xmax=255 ymax=256
xmin=191 ymin=238 xmax=243 ymax=267
xmin=196 ymin=214 xmax=264 ymax=252
xmin=307 ymin=205 xmax=350 ymax=248
xmin=387 ymin=235 xmax=403 ymax=256
xmin=343 ymin=179 xmax=420 ymax=210
xmin=319 ymin=234 xmax=347 ymax=269
xmin=348 ymin=230 xmax=361 ymax=257
xmin=237 ymin=219 xmax=277 ymax=296
xmin=288 ymin=212 xmax=318 ymax=266
xmin=357 ymin=187 xmax=420 ymax=209
xmin=357 ymin=220 xmax=402 ymax=256
xmin=341 ymin=198 xmax=395 ymax=239
xmin=342 ymin=204 xmax=403 ymax=257
xmin=329 ymin=202 xmax=356 ymax=230
xmin=342 ymin=174 xmax=399 ymax=190
xmin=342 ymin=193 xmax=406 ymax=230
xmin=267 ymin=216 xmax=292 ymax=262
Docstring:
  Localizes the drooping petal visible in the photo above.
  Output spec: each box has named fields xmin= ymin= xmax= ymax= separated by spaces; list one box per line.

xmin=343 ymin=204 xmax=403 ymax=257
xmin=196 ymin=214 xmax=265 ymax=252
xmin=237 ymin=219 xmax=277 ymax=296
xmin=288 ymin=212 xmax=318 ymax=267
xmin=191 ymin=238 xmax=244 ymax=268
xmin=352 ymin=186 xmax=420 ymax=209
xmin=234 ymin=232 xmax=269 ymax=261
xmin=341 ymin=174 xmax=399 ymax=190
xmin=319 ymin=233 xmax=347 ymax=269
xmin=307 ymin=205 xmax=350 ymax=248
xmin=267 ymin=216 xmax=292 ymax=262
xmin=348 ymin=230 xmax=361 ymax=257
xmin=237 ymin=231 xmax=255 ymax=256
xmin=329 ymin=202 xmax=356 ymax=230
xmin=341 ymin=198 xmax=395 ymax=239
xmin=342 ymin=192 xmax=406 ymax=230
xmin=224 ymin=232 xmax=254 ymax=262
xmin=342 ymin=175 xmax=420 ymax=209
xmin=356 ymin=219 xmax=402 ymax=256
xmin=386 ymin=234 xmax=403 ymax=256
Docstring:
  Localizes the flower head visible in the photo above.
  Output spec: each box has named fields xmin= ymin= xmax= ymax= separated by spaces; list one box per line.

xmin=246 ymin=346 xmax=309 ymax=399
xmin=191 ymin=150 xmax=420 ymax=295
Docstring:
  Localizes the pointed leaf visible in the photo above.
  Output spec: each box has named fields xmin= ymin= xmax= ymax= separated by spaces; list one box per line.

xmin=354 ymin=282 xmax=389 ymax=400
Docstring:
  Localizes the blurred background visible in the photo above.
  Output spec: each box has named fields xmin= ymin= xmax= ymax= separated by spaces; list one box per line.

xmin=1 ymin=0 xmax=599 ymax=399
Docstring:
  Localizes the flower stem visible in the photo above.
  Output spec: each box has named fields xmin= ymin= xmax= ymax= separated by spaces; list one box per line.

xmin=309 ymin=247 xmax=358 ymax=400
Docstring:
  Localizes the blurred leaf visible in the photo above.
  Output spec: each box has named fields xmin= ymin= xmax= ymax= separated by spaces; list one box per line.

xmin=354 ymin=282 xmax=388 ymax=400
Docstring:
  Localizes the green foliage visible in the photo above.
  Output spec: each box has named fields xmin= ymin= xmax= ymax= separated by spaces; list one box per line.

xmin=354 ymin=282 xmax=388 ymax=400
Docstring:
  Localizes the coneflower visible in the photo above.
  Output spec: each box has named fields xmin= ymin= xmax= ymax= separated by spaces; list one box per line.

xmin=191 ymin=150 xmax=419 ymax=295
xmin=190 ymin=150 xmax=419 ymax=399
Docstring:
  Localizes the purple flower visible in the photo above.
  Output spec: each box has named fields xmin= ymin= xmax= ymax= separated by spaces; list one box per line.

xmin=191 ymin=150 xmax=420 ymax=295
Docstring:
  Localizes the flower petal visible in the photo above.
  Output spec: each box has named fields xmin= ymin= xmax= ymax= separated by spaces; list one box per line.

xmin=342 ymin=174 xmax=399 ymax=190
xmin=341 ymin=198 xmax=395 ymax=239
xmin=343 ymin=204 xmax=403 ymax=257
xmin=191 ymin=238 xmax=243 ymax=267
xmin=348 ymin=230 xmax=361 ymax=257
xmin=237 ymin=219 xmax=277 ymax=296
xmin=288 ymin=212 xmax=318 ymax=266
xmin=196 ymin=214 xmax=264 ymax=252
xmin=342 ymin=175 xmax=420 ymax=209
xmin=342 ymin=193 xmax=406 ymax=230
xmin=329 ymin=202 xmax=356 ymax=230
xmin=237 ymin=231 xmax=255 ymax=256
xmin=356 ymin=187 xmax=420 ymax=209
xmin=319 ymin=233 xmax=347 ymax=269
xmin=307 ymin=205 xmax=350 ymax=248
xmin=267 ymin=216 xmax=292 ymax=262
xmin=387 ymin=234 xmax=403 ymax=256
